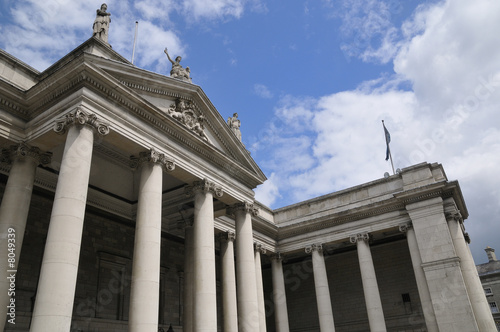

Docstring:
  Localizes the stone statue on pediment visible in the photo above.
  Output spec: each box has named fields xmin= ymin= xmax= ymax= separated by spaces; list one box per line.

xmin=164 ymin=48 xmax=192 ymax=83
xmin=227 ymin=113 xmax=242 ymax=141
xmin=93 ymin=3 xmax=111 ymax=44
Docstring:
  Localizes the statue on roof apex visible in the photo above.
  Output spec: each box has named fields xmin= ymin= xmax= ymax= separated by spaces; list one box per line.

xmin=93 ymin=3 xmax=111 ymax=44
xmin=227 ymin=113 xmax=242 ymax=142
xmin=164 ymin=48 xmax=192 ymax=83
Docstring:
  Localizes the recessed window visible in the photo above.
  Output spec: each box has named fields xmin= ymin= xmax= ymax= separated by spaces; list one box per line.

xmin=402 ymin=293 xmax=412 ymax=314
xmin=490 ymin=302 xmax=499 ymax=314
xmin=485 ymin=287 xmax=494 ymax=296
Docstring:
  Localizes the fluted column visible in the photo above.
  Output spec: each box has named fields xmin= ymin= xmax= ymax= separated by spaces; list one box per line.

xmin=128 ymin=149 xmax=175 ymax=332
xmin=185 ymin=179 xmax=222 ymax=332
xmin=254 ymin=243 xmax=267 ymax=332
xmin=447 ymin=212 xmax=496 ymax=331
xmin=271 ymin=253 xmax=290 ymax=332
xmin=183 ymin=218 xmax=194 ymax=332
xmin=0 ymin=143 xmax=51 ymax=331
xmin=220 ymin=232 xmax=238 ymax=332
xmin=399 ymin=223 xmax=438 ymax=332
xmin=229 ymin=202 xmax=260 ymax=332
xmin=305 ymin=244 xmax=335 ymax=332
xmin=30 ymin=108 xmax=109 ymax=332
xmin=350 ymin=233 xmax=386 ymax=332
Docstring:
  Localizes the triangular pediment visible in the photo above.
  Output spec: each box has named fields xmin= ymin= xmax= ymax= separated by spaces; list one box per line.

xmin=83 ymin=52 xmax=266 ymax=186
xmin=1 ymin=38 xmax=266 ymax=189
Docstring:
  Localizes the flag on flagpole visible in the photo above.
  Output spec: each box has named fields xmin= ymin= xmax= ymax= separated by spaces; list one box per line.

xmin=383 ymin=121 xmax=391 ymax=161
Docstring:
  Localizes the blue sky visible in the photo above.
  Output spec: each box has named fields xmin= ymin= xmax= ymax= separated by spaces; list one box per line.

xmin=1 ymin=0 xmax=499 ymax=263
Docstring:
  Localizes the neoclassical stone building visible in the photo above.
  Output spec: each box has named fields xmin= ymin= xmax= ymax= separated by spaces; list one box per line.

xmin=0 ymin=35 xmax=496 ymax=332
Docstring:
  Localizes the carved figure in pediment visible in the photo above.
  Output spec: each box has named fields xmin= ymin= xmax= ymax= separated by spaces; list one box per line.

xmin=192 ymin=115 xmax=208 ymax=141
xmin=227 ymin=113 xmax=242 ymax=141
xmin=93 ymin=3 xmax=111 ymax=43
xmin=164 ymin=48 xmax=192 ymax=83
xmin=166 ymin=99 xmax=207 ymax=141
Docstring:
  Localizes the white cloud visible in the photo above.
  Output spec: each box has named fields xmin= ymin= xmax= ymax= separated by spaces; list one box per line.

xmin=337 ymin=0 xmax=403 ymax=63
xmin=394 ymin=0 xmax=500 ymax=109
xmin=0 ymin=0 xmax=255 ymax=71
xmin=254 ymin=0 xmax=500 ymax=261
xmin=182 ymin=0 xmax=245 ymax=20
xmin=253 ymin=84 xmax=273 ymax=99
xmin=134 ymin=0 xmax=177 ymax=21
xmin=255 ymin=172 xmax=281 ymax=207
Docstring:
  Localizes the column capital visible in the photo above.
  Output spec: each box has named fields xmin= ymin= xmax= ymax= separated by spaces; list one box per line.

xmin=218 ymin=231 xmax=235 ymax=243
xmin=349 ymin=232 xmax=370 ymax=244
xmin=54 ymin=107 xmax=110 ymax=136
xmin=445 ymin=211 xmax=463 ymax=223
xmin=227 ymin=201 xmax=259 ymax=217
xmin=1 ymin=142 xmax=52 ymax=166
xmin=182 ymin=217 xmax=194 ymax=229
xmin=270 ymin=252 xmax=284 ymax=262
xmin=130 ymin=148 xmax=175 ymax=171
xmin=185 ymin=178 xmax=223 ymax=198
xmin=305 ymin=243 xmax=323 ymax=254
xmin=254 ymin=242 xmax=266 ymax=254
xmin=399 ymin=222 xmax=413 ymax=233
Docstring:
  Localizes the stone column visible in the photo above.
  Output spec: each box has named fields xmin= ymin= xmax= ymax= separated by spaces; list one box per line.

xmin=350 ymin=233 xmax=386 ymax=332
xmin=229 ymin=202 xmax=260 ymax=332
xmin=446 ymin=212 xmax=496 ymax=331
xmin=406 ymin=197 xmax=478 ymax=331
xmin=305 ymin=244 xmax=335 ymax=332
xmin=185 ymin=179 xmax=222 ymax=332
xmin=254 ymin=242 xmax=267 ymax=332
xmin=0 ymin=143 xmax=51 ymax=331
xmin=128 ymin=149 xmax=175 ymax=332
xmin=30 ymin=108 xmax=109 ymax=332
xmin=183 ymin=218 xmax=194 ymax=332
xmin=220 ymin=232 xmax=238 ymax=332
xmin=399 ymin=223 xmax=438 ymax=332
xmin=270 ymin=253 xmax=290 ymax=332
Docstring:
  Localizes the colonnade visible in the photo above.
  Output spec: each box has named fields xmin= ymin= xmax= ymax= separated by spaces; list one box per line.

xmin=0 ymin=108 xmax=495 ymax=332
xmin=0 ymin=109 xmax=272 ymax=332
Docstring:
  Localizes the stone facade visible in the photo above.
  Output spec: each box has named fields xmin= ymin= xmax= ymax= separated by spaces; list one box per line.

xmin=477 ymin=247 xmax=500 ymax=331
xmin=0 ymin=36 xmax=495 ymax=332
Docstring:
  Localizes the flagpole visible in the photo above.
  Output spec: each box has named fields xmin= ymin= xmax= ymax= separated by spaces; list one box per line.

xmin=382 ymin=120 xmax=395 ymax=175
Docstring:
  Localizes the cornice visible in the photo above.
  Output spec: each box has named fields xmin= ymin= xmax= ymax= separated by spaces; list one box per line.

xmin=277 ymin=198 xmax=405 ymax=240
xmin=20 ymin=61 xmax=264 ymax=189
xmin=0 ymin=90 xmax=28 ymax=119
xmin=392 ymin=181 xmax=446 ymax=204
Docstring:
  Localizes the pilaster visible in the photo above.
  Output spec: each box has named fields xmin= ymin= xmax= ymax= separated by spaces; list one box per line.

xmin=406 ymin=198 xmax=479 ymax=331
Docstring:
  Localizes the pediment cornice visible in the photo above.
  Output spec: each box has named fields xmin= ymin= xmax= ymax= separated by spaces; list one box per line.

xmin=12 ymin=56 xmax=265 ymax=189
